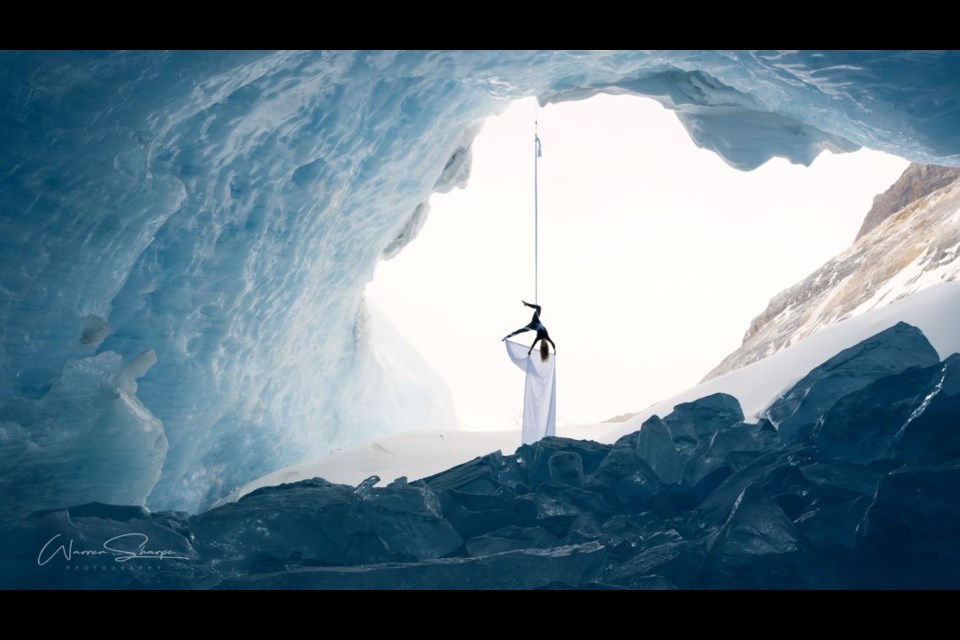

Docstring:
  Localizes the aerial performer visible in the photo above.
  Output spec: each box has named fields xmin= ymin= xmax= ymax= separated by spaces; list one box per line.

xmin=502 ymin=300 xmax=557 ymax=444
xmin=502 ymin=300 xmax=557 ymax=360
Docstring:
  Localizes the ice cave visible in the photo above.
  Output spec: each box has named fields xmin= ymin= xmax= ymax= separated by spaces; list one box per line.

xmin=3 ymin=51 xmax=960 ymax=589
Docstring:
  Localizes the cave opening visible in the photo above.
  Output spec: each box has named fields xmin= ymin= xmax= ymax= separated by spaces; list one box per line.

xmin=366 ymin=94 xmax=908 ymax=431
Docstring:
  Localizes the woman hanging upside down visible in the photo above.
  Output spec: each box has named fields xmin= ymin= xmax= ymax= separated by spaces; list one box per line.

xmin=502 ymin=300 xmax=557 ymax=361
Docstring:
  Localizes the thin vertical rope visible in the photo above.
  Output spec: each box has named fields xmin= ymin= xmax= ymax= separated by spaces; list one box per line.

xmin=534 ymin=102 xmax=540 ymax=305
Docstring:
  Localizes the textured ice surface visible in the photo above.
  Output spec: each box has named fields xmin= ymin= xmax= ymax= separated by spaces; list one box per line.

xmin=2 ymin=51 xmax=960 ymax=512
xmin=0 ymin=349 xmax=165 ymax=515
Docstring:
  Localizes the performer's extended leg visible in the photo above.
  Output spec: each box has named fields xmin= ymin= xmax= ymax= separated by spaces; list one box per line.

xmin=502 ymin=326 xmax=531 ymax=341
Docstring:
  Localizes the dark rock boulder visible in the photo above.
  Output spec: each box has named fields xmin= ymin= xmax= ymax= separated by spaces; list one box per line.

xmin=588 ymin=444 xmax=662 ymax=508
xmin=423 ymin=450 xmax=523 ymax=495
xmin=517 ymin=484 xmax=615 ymax=536
xmin=764 ymin=322 xmax=939 ymax=443
xmin=622 ymin=417 xmax=684 ymax=485
xmin=811 ymin=358 xmax=948 ymax=464
xmin=564 ymin=513 xmax=603 ymax=544
xmin=548 ymin=451 xmax=584 ymax=487
xmin=697 ymin=448 xmax=814 ymax=528
xmin=191 ymin=478 xmax=462 ymax=574
xmin=514 ymin=437 xmax=611 ymax=488
xmin=664 ymin=393 xmax=744 ymax=461
xmin=685 ymin=420 xmax=780 ymax=487
xmin=608 ymin=535 xmax=700 ymax=589
xmin=893 ymin=354 xmax=960 ymax=465
xmin=856 ymin=460 xmax=960 ymax=588
xmin=599 ymin=513 xmax=662 ymax=559
xmin=699 ymin=487 xmax=841 ymax=589
xmin=438 ymin=487 xmax=537 ymax=540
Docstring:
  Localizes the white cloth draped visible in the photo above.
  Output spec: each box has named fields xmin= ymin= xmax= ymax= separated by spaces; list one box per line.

xmin=505 ymin=340 xmax=557 ymax=444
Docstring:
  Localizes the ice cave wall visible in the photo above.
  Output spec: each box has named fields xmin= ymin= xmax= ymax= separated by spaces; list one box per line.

xmin=1 ymin=50 xmax=959 ymax=513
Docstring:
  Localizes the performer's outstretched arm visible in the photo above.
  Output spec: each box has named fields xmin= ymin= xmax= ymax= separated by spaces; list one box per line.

xmin=528 ymin=337 xmax=541 ymax=356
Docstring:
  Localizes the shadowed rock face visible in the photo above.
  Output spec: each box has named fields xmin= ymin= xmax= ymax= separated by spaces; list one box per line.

xmin=3 ymin=322 xmax=960 ymax=589
xmin=763 ymin=322 xmax=940 ymax=443
xmin=857 ymin=460 xmax=960 ymax=589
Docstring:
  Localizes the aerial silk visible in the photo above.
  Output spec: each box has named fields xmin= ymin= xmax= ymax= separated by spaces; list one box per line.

xmin=505 ymin=340 xmax=557 ymax=444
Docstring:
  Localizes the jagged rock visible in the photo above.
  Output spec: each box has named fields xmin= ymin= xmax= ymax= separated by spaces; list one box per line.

xmin=464 ymin=526 xmax=560 ymax=557
xmin=221 ymin=542 xmax=606 ymax=590
xmin=600 ymin=513 xmax=659 ymax=555
xmin=794 ymin=495 xmax=871 ymax=561
xmin=768 ymin=462 xmax=887 ymax=572
xmin=894 ymin=355 xmax=960 ymax=465
xmin=664 ymin=394 xmax=744 ymax=454
xmin=797 ymin=462 xmax=887 ymax=496
xmin=685 ymin=420 xmax=777 ymax=487
xmin=438 ymin=487 xmax=537 ymax=539
xmin=621 ymin=417 xmax=684 ymax=485
xmin=608 ymin=536 xmax=699 ymax=589
xmin=588 ymin=445 xmax=662 ymax=507
xmin=765 ymin=323 xmax=939 ymax=443
xmin=699 ymin=487 xmax=842 ymax=589
xmin=565 ymin=513 xmax=602 ymax=544
xmin=423 ymin=450 xmax=522 ymax=495
xmin=857 ymin=460 xmax=960 ymax=588
xmin=191 ymin=479 xmax=462 ymax=573
xmin=694 ymin=449 xmax=862 ymax=565
xmin=811 ymin=358 xmax=948 ymax=464
xmin=518 ymin=484 xmax=615 ymax=536
xmin=697 ymin=449 xmax=813 ymax=527
xmin=548 ymin=451 xmax=584 ymax=487
xmin=515 ymin=437 xmax=611 ymax=488
xmin=640 ymin=527 xmax=684 ymax=548
xmin=690 ymin=466 xmax=735 ymax=507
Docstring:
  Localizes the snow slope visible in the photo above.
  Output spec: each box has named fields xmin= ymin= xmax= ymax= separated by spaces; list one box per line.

xmin=4 ymin=51 xmax=960 ymax=513
xmin=232 ymin=282 xmax=960 ymax=500
xmin=611 ymin=282 xmax=960 ymax=439
xmin=222 ymin=422 xmax=609 ymax=505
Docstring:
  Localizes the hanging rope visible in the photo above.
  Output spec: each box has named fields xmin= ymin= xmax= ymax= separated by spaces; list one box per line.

xmin=534 ymin=103 xmax=542 ymax=304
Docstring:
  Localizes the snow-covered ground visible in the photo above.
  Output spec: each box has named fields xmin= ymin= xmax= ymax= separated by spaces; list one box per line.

xmin=224 ymin=281 xmax=960 ymax=505
xmin=215 ymin=425 xmax=605 ymax=505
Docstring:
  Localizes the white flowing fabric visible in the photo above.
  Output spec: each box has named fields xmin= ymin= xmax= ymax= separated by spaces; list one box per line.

xmin=505 ymin=341 xmax=557 ymax=444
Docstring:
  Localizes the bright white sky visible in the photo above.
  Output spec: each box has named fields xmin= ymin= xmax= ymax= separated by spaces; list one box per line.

xmin=366 ymin=95 xmax=909 ymax=430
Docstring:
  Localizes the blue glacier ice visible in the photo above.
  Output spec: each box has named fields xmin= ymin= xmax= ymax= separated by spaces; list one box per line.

xmin=1 ymin=50 xmax=960 ymax=514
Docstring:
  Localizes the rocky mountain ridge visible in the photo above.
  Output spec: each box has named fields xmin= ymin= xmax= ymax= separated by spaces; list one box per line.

xmin=706 ymin=165 xmax=960 ymax=381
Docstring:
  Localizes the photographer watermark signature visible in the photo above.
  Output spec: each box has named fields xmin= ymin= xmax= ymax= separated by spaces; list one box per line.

xmin=38 ymin=533 xmax=189 ymax=566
